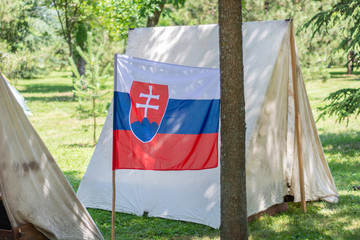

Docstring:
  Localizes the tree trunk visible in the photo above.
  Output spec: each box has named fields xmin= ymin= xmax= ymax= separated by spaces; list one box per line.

xmin=219 ymin=1 xmax=248 ymax=239
xmin=67 ymin=33 xmax=73 ymax=58
xmin=347 ymin=50 xmax=354 ymax=75
xmin=67 ymin=34 xmax=76 ymax=81
xmin=93 ymin=97 xmax=96 ymax=146
xmin=264 ymin=0 xmax=269 ymax=11
xmin=76 ymin=56 xmax=86 ymax=76
xmin=146 ymin=2 xmax=166 ymax=27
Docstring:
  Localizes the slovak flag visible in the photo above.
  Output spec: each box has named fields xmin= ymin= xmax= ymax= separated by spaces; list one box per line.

xmin=113 ymin=55 xmax=220 ymax=170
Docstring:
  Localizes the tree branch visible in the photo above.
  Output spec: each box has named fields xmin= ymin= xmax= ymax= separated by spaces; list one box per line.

xmin=52 ymin=0 xmax=67 ymax=41
xmin=69 ymin=5 xmax=79 ymax=33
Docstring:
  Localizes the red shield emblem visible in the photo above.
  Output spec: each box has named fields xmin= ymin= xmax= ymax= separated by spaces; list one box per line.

xmin=129 ymin=81 xmax=169 ymax=142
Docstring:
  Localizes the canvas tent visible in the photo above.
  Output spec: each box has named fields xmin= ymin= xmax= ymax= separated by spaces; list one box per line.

xmin=77 ymin=20 xmax=338 ymax=228
xmin=1 ymin=73 xmax=32 ymax=116
xmin=0 ymin=73 xmax=103 ymax=239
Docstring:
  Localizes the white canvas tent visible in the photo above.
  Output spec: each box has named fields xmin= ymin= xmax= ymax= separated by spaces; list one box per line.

xmin=77 ymin=20 xmax=338 ymax=228
xmin=1 ymin=73 xmax=32 ymax=116
xmin=0 ymin=72 xmax=103 ymax=239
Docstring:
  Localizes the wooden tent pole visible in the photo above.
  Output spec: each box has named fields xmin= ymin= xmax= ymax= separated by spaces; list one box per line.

xmin=112 ymin=170 xmax=116 ymax=240
xmin=289 ymin=19 xmax=306 ymax=213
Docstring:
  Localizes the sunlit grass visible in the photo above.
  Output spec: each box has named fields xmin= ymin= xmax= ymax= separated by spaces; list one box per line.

xmin=17 ymin=67 xmax=360 ymax=239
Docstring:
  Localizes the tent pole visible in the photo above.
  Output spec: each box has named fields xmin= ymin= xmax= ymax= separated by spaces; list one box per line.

xmin=112 ymin=170 xmax=116 ymax=240
xmin=289 ymin=19 xmax=306 ymax=213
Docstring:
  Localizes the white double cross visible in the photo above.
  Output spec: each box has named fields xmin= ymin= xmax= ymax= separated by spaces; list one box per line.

xmin=136 ymin=85 xmax=160 ymax=118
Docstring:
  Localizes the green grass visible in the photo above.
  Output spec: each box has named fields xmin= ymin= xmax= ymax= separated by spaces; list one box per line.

xmin=16 ymin=67 xmax=360 ymax=239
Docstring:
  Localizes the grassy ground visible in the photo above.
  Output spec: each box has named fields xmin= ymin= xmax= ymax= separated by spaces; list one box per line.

xmin=15 ymin=68 xmax=360 ymax=239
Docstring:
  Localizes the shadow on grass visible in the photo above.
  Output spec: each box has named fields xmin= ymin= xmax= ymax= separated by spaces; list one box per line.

xmin=250 ymin=195 xmax=360 ymax=239
xmin=65 ymin=143 xmax=94 ymax=148
xmin=330 ymin=69 xmax=360 ymax=75
xmin=319 ymin=131 xmax=360 ymax=148
xmin=26 ymin=95 xmax=73 ymax=102
xmin=63 ymin=170 xmax=83 ymax=192
xmin=320 ymin=131 xmax=360 ymax=159
xmin=88 ymin=208 xmax=220 ymax=240
xmin=23 ymin=83 xmax=73 ymax=94
xmin=317 ymin=131 xmax=360 ymax=195
xmin=25 ymin=71 xmax=72 ymax=80
xmin=329 ymin=70 xmax=360 ymax=81
xmin=328 ymin=75 xmax=357 ymax=80
xmin=329 ymin=160 xmax=360 ymax=190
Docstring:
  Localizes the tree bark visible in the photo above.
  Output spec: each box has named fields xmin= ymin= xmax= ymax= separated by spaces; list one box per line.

xmin=347 ymin=50 xmax=354 ymax=75
xmin=52 ymin=0 xmax=79 ymax=59
xmin=76 ymin=56 xmax=86 ymax=76
xmin=219 ymin=1 xmax=247 ymax=239
xmin=67 ymin=33 xmax=73 ymax=58
xmin=93 ymin=96 xmax=96 ymax=146
xmin=264 ymin=0 xmax=270 ymax=11
xmin=146 ymin=2 xmax=166 ymax=27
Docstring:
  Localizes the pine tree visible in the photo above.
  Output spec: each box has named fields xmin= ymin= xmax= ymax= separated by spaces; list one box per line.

xmin=68 ymin=32 xmax=110 ymax=146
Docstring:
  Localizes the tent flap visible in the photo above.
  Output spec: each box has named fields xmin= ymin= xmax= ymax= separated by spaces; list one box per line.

xmin=0 ymin=73 xmax=103 ymax=239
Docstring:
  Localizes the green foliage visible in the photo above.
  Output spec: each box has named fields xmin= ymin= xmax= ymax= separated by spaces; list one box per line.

xmin=45 ymin=40 xmax=69 ymax=71
xmin=138 ymin=0 xmax=167 ymax=19
xmin=69 ymin=32 xmax=111 ymax=145
xmin=45 ymin=0 xmax=99 ymax=78
xmin=303 ymin=0 xmax=360 ymax=70
xmin=0 ymin=0 xmax=60 ymax=79
xmin=94 ymin=0 xmax=186 ymax=40
xmin=0 ymin=0 xmax=58 ymax=52
xmin=318 ymin=88 xmax=360 ymax=124
xmin=0 ymin=0 xmax=31 ymax=52
xmin=93 ymin=0 xmax=145 ymax=40
xmin=303 ymin=1 xmax=360 ymax=124
xmin=301 ymin=64 xmax=330 ymax=82
xmin=1 ymin=50 xmax=46 ymax=81
xmin=243 ymin=0 xmax=338 ymax=82
xmin=159 ymin=0 xmax=217 ymax=26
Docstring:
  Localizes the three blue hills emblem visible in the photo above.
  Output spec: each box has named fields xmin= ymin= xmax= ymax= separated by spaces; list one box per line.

xmin=131 ymin=118 xmax=159 ymax=142
xmin=129 ymin=81 xmax=169 ymax=143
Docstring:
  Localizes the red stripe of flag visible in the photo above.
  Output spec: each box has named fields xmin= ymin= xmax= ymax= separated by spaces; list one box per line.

xmin=113 ymin=130 xmax=218 ymax=170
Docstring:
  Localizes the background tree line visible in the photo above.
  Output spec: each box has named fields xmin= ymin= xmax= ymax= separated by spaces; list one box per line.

xmin=0 ymin=0 xmax=217 ymax=81
xmin=1 ymin=0 xmax=358 ymax=122
xmin=0 ymin=0 xmax=355 ymax=81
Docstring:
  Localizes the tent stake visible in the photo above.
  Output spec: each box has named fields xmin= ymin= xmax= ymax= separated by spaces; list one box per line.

xmin=290 ymin=19 xmax=306 ymax=213
xmin=112 ymin=170 xmax=116 ymax=240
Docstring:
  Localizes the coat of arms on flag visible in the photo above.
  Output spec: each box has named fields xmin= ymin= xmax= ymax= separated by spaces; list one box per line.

xmin=129 ymin=81 xmax=169 ymax=143
xmin=113 ymin=55 xmax=220 ymax=170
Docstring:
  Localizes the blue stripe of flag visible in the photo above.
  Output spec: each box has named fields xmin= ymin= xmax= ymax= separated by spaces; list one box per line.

xmin=113 ymin=91 xmax=219 ymax=134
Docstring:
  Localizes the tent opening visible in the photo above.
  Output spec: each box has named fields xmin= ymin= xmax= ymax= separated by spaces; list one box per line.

xmin=0 ymin=195 xmax=49 ymax=239
xmin=0 ymin=197 xmax=11 ymax=230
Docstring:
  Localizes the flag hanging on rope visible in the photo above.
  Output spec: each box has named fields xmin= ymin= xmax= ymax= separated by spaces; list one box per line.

xmin=112 ymin=55 xmax=220 ymax=170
